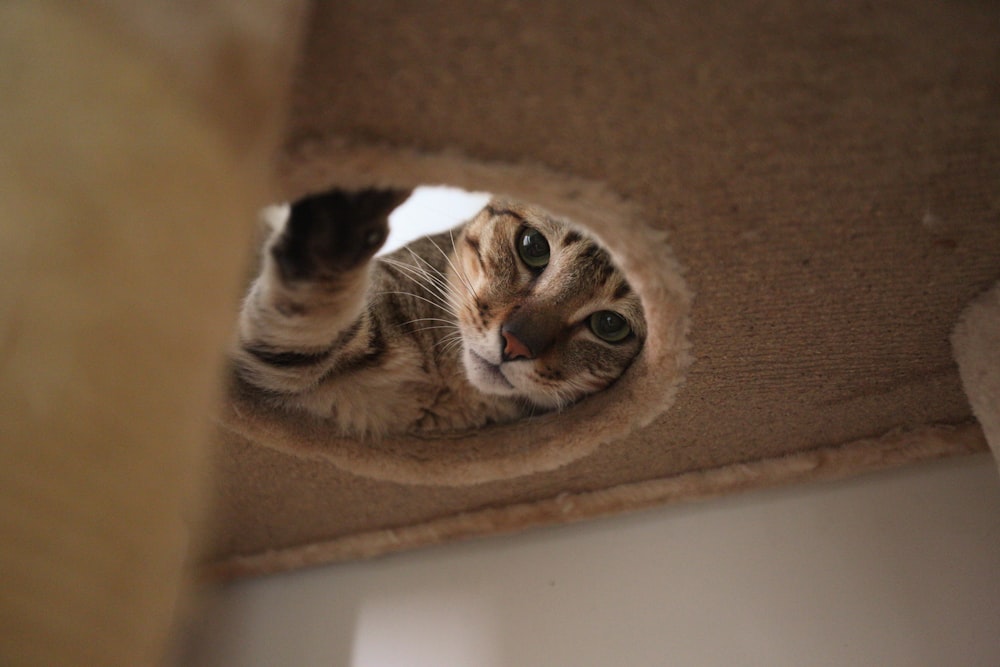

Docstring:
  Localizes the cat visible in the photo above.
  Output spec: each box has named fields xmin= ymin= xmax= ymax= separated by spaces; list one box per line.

xmin=230 ymin=187 xmax=646 ymax=437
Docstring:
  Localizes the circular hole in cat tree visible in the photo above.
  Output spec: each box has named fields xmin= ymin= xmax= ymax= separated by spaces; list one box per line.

xmin=219 ymin=152 xmax=691 ymax=487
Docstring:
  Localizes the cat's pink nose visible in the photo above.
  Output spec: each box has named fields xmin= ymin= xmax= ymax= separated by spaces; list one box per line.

xmin=501 ymin=330 xmax=533 ymax=361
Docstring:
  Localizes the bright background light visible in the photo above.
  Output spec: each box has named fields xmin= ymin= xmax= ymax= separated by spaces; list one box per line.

xmin=382 ymin=185 xmax=491 ymax=255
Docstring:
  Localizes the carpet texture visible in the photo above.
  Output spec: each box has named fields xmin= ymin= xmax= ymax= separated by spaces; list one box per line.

xmin=206 ymin=0 xmax=1000 ymax=576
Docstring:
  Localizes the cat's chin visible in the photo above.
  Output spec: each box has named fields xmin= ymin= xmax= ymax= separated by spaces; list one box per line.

xmin=462 ymin=347 xmax=577 ymax=410
xmin=463 ymin=348 xmax=520 ymax=396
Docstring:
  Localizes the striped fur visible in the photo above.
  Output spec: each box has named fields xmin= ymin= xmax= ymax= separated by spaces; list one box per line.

xmin=231 ymin=191 xmax=645 ymax=437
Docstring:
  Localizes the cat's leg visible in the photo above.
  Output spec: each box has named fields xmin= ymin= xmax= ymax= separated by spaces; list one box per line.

xmin=232 ymin=188 xmax=410 ymax=394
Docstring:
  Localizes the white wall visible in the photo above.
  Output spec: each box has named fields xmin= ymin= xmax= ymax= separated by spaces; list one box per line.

xmin=182 ymin=455 xmax=1000 ymax=666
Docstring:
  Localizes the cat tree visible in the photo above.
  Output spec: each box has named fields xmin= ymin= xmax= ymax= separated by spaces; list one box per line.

xmin=210 ymin=0 xmax=1000 ymax=576
xmin=3 ymin=1 xmax=998 ymax=664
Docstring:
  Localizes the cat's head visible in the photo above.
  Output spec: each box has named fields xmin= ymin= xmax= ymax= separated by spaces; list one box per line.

xmin=450 ymin=198 xmax=646 ymax=410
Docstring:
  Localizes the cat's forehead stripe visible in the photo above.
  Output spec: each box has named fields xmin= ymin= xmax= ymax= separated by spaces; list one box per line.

xmin=485 ymin=204 xmax=528 ymax=224
xmin=613 ymin=281 xmax=633 ymax=300
xmin=576 ymin=241 xmax=602 ymax=262
xmin=565 ymin=240 xmax=616 ymax=280
xmin=464 ymin=233 xmax=484 ymax=265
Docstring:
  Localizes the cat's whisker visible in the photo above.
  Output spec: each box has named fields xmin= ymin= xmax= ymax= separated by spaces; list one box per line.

xmin=389 ymin=253 xmax=451 ymax=292
xmin=427 ymin=235 xmax=479 ymax=302
xmin=435 ymin=334 xmax=465 ymax=355
xmin=400 ymin=317 xmax=456 ymax=327
xmin=448 ymin=229 xmax=480 ymax=301
xmin=376 ymin=261 xmax=456 ymax=312
xmin=375 ymin=290 xmax=455 ymax=315
xmin=442 ymin=342 xmax=464 ymax=358
xmin=393 ymin=235 xmax=477 ymax=314
xmin=427 ymin=231 xmax=479 ymax=301
xmin=436 ymin=340 xmax=463 ymax=353
xmin=434 ymin=329 xmax=464 ymax=345
xmin=380 ymin=257 xmax=455 ymax=305
xmin=398 ymin=248 xmax=453 ymax=292
xmin=409 ymin=325 xmax=461 ymax=335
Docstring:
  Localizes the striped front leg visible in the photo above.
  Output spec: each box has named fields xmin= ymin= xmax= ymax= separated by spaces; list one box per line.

xmin=232 ymin=188 xmax=409 ymax=394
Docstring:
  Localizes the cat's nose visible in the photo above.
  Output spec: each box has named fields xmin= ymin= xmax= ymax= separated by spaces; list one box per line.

xmin=501 ymin=329 xmax=534 ymax=361
xmin=500 ymin=307 xmax=560 ymax=362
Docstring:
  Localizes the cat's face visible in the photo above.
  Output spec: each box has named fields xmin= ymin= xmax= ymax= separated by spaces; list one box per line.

xmin=451 ymin=199 xmax=646 ymax=410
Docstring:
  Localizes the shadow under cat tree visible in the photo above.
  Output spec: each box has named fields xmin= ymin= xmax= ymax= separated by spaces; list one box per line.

xmin=218 ymin=151 xmax=692 ymax=487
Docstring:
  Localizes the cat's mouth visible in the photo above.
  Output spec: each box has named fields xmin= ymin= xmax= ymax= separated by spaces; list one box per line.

xmin=466 ymin=349 xmax=515 ymax=392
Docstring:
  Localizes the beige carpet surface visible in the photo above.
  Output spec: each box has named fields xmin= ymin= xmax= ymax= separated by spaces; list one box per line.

xmin=206 ymin=0 xmax=999 ymax=576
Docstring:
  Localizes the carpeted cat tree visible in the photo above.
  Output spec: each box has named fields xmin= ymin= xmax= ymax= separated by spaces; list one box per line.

xmin=3 ymin=1 xmax=998 ymax=664
xmin=210 ymin=0 xmax=1000 ymax=576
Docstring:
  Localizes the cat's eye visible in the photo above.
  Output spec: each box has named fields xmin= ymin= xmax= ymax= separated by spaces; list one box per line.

xmin=517 ymin=227 xmax=551 ymax=269
xmin=589 ymin=311 xmax=631 ymax=342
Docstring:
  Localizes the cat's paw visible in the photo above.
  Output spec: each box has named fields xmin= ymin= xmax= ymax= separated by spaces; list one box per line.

xmin=271 ymin=187 xmax=411 ymax=282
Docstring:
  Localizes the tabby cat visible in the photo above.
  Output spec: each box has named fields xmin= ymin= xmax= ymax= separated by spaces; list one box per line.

xmin=231 ymin=188 xmax=646 ymax=436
